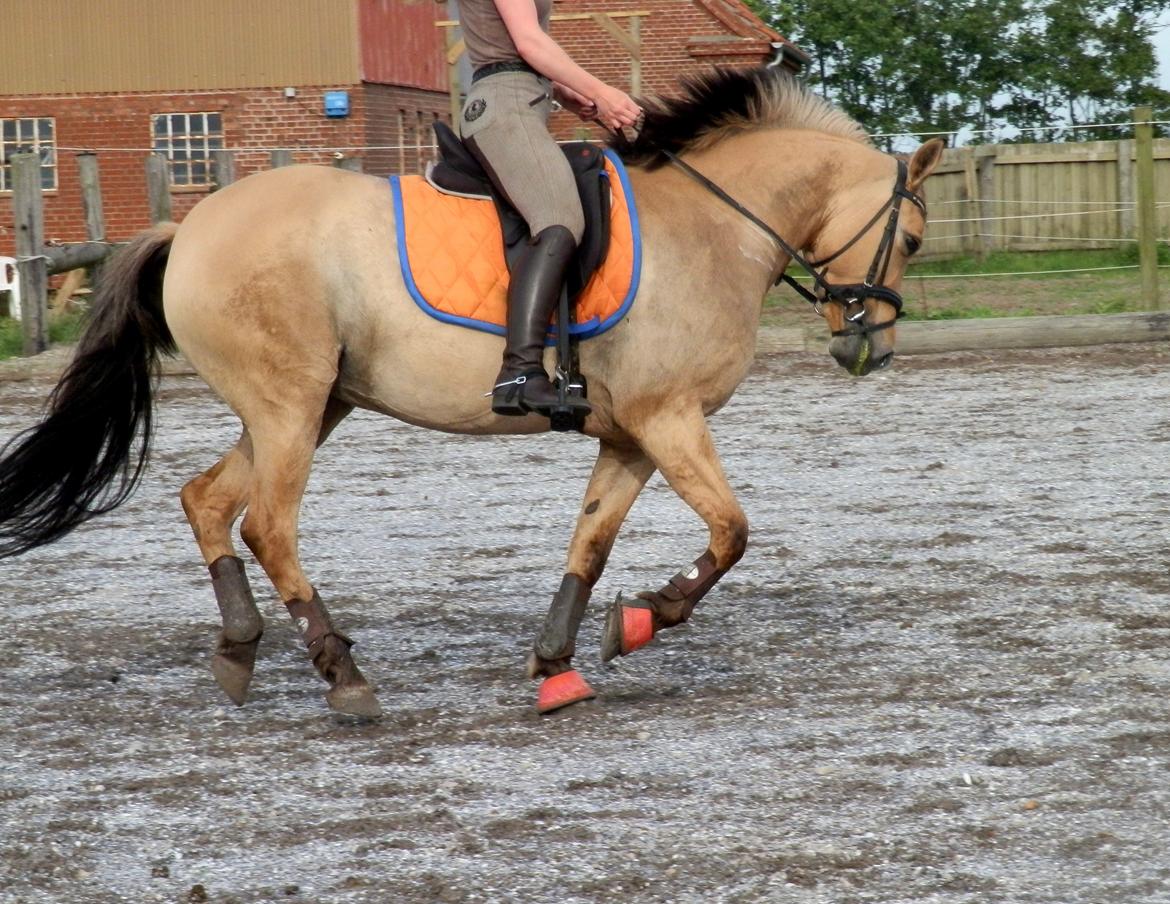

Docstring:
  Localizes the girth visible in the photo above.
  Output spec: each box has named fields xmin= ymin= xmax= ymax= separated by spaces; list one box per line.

xmin=428 ymin=121 xmax=611 ymax=301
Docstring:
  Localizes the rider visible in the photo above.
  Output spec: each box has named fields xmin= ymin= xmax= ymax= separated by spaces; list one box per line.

xmin=456 ymin=0 xmax=643 ymax=418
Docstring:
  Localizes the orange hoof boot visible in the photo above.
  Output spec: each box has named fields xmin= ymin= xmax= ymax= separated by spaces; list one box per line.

xmin=536 ymin=669 xmax=596 ymax=714
xmin=600 ymin=594 xmax=655 ymax=662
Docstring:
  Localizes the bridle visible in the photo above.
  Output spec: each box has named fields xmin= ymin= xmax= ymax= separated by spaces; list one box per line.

xmin=662 ymin=150 xmax=926 ymax=338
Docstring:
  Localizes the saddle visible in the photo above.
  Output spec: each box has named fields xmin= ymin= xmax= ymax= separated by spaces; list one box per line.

xmin=428 ymin=121 xmax=612 ymax=300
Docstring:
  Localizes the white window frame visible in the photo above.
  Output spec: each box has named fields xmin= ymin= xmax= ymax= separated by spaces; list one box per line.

xmin=0 ymin=117 xmax=57 ymax=192
xmin=151 ymin=111 xmax=224 ymax=187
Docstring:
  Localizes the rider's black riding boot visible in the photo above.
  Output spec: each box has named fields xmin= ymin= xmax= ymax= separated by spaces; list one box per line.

xmin=492 ymin=225 xmax=591 ymax=418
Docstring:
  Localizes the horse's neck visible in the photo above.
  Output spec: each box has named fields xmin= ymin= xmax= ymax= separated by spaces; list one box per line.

xmin=673 ymin=132 xmax=858 ymax=266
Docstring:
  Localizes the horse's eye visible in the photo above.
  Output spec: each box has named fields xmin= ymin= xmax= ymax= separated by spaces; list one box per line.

xmin=904 ymin=235 xmax=922 ymax=256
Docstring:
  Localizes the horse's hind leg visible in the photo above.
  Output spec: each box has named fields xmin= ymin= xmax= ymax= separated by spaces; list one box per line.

xmin=182 ymin=398 xmax=355 ymax=708
xmin=600 ymin=403 xmax=748 ymax=663
xmin=529 ymin=440 xmax=655 ymax=712
xmin=181 ymin=434 xmax=263 ymax=705
xmin=236 ymin=395 xmax=380 ymax=718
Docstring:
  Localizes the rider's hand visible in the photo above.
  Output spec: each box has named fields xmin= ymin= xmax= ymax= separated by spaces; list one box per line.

xmin=592 ymin=84 xmax=642 ymax=133
xmin=553 ymin=83 xmax=598 ymax=121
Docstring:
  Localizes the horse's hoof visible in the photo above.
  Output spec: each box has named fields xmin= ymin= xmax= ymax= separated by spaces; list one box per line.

xmin=326 ymin=683 xmax=383 ymax=719
xmin=536 ymin=669 xmax=596 ymax=714
xmin=210 ymin=635 xmax=260 ymax=706
xmin=600 ymin=593 xmax=655 ymax=662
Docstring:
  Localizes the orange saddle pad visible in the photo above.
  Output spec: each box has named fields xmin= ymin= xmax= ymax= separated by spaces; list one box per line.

xmin=389 ymin=149 xmax=640 ymax=341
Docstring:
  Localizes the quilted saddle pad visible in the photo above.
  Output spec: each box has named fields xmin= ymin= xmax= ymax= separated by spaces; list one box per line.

xmin=389 ymin=149 xmax=641 ymax=342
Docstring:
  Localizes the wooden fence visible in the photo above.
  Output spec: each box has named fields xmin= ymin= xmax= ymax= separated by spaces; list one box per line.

xmin=7 ymin=127 xmax=1169 ymax=356
xmin=923 ymin=136 xmax=1170 ymax=258
xmin=4 ymin=149 xmax=361 ymax=356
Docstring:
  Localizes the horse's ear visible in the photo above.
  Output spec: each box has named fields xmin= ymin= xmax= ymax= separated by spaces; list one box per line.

xmin=907 ymin=138 xmax=945 ymax=191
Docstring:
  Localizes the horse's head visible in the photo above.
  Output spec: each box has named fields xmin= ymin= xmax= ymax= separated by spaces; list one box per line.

xmin=810 ymin=138 xmax=945 ymax=376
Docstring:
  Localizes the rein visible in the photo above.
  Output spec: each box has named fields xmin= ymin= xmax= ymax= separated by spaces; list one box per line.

xmin=661 ymin=149 xmax=925 ymax=338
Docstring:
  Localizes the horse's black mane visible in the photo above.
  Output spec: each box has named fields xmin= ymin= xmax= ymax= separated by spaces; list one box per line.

xmin=609 ymin=67 xmax=868 ymax=168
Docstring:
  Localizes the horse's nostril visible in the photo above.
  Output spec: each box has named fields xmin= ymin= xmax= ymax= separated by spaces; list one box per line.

xmin=874 ymin=352 xmax=894 ymax=370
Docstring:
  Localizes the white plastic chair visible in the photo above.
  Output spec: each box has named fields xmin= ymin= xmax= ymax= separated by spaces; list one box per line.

xmin=0 ymin=256 xmax=21 ymax=320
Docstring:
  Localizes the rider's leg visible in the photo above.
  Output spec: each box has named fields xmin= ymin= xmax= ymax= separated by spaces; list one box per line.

xmin=459 ymin=71 xmax=588 ymax=417
xmin=489 ymin=225 xmax=582 ymax=415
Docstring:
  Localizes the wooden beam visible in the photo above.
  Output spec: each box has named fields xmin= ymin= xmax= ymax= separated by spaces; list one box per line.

xmin=976 ymin=151 xmax=996 ymax=256
xmin=446 ymin=30 xmax=464 ymax=125
xmin=1117 ymin=138 xmax=1135 ymax=248
xmin=591 ymin=13 xmax=641 ymax=60
xmin=212 ymin=149 xmax=236 ymax=191
xmin=759 ymin=311 xmax=1170 ymax=356
xmin=629 ymin=15 xmax=642 ymax=96
xmin=446 ymin=36 xmax=465 ymax=66
xmin=962 ymin=148 xmax=980 ymax=258
xmin=435 ymin=12 xmax=649 ymax=26
xmin=146 ymin=153 xmax=173 ymax=224
xmin=11 ymin=153 xmax=49 ymax=356
xmin=77 ymin=152 xmax=108 ymax=288
xmin=45 ymin=242 xmax=115 ymax=275
xmin=436 ymin=10 xmax=649 ymax=109
xmin=1135 ymin=105 xmax=1159 ymax=311
xmin=77 ymin=153 xmax=106 ymax=242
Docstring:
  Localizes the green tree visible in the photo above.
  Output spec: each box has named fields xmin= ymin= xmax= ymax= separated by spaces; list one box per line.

xmin=750 ymin=0 xmax=1170 ymax=143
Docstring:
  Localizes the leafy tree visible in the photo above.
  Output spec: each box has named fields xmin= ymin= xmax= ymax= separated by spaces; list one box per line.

xmin=748 ymin=0 xmax=1170 ymax=144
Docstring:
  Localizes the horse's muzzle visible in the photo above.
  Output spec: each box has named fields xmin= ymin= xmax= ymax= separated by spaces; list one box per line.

xmin=829 ymin=334 xmax=895 ymax=376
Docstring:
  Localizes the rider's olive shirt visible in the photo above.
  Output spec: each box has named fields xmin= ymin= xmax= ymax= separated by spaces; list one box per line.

xmin=456 ymin=0 xmax=552 ymax=69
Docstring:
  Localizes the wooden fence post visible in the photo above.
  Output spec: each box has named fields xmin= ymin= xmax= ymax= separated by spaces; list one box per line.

xmin=1117 ymin=138 xmax=1135 ymax=249
xmin=270 ymin=149 xmax=293 ymax=168
xmin=976 ymin=148 xmax=997 ymax=257
xmin=962 ymin=148 xmax=982 ymax=258
xmin=77 ymin=152 xmax=107 ymax=287
xmin=146 ymin=153 xmax=173 ymax=224
xmin=445 ymin=27 xmax=464 ymax=126
xmin=212 ymin=149 xmax=236 ymax=191
xmin=1134 ymin=106 xmax=1159 ymax=310
xmin=12 ymin=153 xmax=49 ymax=355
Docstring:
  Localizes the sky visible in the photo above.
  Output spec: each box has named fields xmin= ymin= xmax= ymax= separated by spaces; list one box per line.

xmin=1156 ymin=12 xmax=1170 ymax=88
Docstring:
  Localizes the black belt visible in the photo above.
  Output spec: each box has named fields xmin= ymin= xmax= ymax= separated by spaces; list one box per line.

xmin=471 ymin=61 xmax=538 ymax=83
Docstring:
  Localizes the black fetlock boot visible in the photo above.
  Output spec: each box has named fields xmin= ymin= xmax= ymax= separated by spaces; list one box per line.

xmin=492 ymin=225 xmax=592 ymax=418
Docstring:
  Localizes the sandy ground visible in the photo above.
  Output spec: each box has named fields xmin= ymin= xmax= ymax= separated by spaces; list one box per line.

xmin=2 ymin=343 xmax=1170 ymax=904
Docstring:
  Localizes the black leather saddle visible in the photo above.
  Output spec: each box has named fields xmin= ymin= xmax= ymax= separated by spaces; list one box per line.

xmin=428 ymin=121 xmax=612 ymax=301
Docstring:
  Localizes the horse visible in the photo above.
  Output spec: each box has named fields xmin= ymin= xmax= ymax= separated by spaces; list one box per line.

xmin=0 ymin=68 xmax=943 ymax=716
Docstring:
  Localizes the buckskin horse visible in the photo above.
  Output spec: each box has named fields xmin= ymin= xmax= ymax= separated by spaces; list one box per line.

xmin=0 ymin=68 xmax=943 ymax=716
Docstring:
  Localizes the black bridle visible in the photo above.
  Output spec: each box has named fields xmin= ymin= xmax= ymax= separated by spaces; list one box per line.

xmin=662 ymin=150 xmax=926 ymax=338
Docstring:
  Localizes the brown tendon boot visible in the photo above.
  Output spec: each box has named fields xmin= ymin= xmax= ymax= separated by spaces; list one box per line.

xmin=491 ymin=225 xmax=591 ymax=418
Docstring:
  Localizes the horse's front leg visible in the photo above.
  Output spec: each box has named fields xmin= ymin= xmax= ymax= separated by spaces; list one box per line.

xmin=600 ymin=403 xmax=748 ymax=662
xmin=529 ymin=440 xmax=655 ymax=712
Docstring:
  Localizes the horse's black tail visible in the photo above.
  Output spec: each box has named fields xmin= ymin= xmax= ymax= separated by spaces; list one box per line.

xmin=0 ymin=223 xmax=178 ymax=558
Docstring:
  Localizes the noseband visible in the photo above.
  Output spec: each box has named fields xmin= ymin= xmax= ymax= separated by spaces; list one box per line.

xmin=662 ymin=151 xmax=926 ymax=338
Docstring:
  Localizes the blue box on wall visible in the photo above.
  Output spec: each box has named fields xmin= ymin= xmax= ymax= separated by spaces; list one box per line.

xmin=324 ymin=91 xmax=350 ymax=118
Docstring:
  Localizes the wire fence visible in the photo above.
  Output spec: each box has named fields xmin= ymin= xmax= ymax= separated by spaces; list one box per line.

xmin=30 ymin=122 xmax=1170 ymax=285
xmin=786 ymin=262 xmax=1165 ymax=282
xmin=870 ymin=118 xmax=1170 ymax=142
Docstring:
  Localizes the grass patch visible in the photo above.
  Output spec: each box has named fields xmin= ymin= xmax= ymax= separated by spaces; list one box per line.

xmin=908 ymin=246 xmax=1166 ymax=277
xmin=763 ymin=248 xmax=1163 ymax=327
xmin=0 ymin=309 xmax=88 ymax=360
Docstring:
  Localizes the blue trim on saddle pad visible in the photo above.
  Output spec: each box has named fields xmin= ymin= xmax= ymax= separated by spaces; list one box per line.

xmin=390 ymin=148 xmax=641 ymax=344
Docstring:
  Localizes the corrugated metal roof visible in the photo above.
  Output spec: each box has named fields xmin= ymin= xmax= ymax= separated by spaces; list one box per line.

xmin=1 ymin=1 xmax=360 ymax=95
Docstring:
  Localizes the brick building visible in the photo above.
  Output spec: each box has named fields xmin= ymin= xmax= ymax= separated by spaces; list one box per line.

xmin=0 ymin=0 xmax=800 ymax=254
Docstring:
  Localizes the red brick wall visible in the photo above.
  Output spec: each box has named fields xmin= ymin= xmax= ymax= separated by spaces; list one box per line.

xmin=363 ymin=83 xmax=450 ymax=179
xmin=0 ymin=1 xmax=779 ymax=255
xmin=0 ymin=86 xmax=368 ymax=254
xmin=546 ymin=0 xmax=775 ymax=140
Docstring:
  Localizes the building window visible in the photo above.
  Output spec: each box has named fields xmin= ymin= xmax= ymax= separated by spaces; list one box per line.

xmin=0 ymin=117 xmax=57 ymax=192
xmin=151 ymin=112 xmax=223 ymax=187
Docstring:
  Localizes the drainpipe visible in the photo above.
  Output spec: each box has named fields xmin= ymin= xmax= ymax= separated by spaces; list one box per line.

xmin=767 ymin=41 xmax=810 ymax=74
